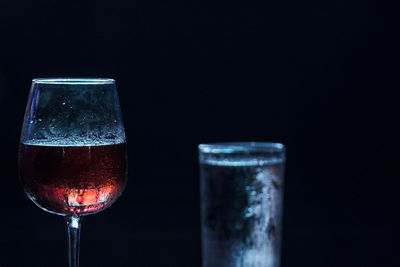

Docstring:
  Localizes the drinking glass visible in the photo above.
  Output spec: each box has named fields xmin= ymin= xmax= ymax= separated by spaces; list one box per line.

xmin=199 ymin=142 xmax=285 ymax=267
xmin=18 ymin=78 xmax=128 ymax=267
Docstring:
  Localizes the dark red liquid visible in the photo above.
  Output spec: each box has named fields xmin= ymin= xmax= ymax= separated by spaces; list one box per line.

xmin=19 ymin=143 xmax=127 ymax=216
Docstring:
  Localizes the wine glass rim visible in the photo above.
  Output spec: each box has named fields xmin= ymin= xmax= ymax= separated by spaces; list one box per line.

xmin=32 ymin=78 xmax=115 ymax=85
xmin=198 ymin=142 xmax=285 ymax=154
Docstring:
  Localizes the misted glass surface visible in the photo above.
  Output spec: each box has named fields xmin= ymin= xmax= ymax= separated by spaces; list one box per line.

xmin=199 ymin=142 xmax=285 ymax=267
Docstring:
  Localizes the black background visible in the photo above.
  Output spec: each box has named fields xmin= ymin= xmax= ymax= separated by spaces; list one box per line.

xmin=0 ymin=0 xmax=398 ymax=266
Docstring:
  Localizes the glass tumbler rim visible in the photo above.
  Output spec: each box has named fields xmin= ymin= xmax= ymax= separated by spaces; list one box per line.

xmin=32 ymin=78 xmax=115 ymax=85
xmin=198 ymin=142 xmax=285 ymax=154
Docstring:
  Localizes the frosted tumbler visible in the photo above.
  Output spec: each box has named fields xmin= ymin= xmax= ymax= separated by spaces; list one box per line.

xmin=199 ymin=142 xmax=285 ymax=267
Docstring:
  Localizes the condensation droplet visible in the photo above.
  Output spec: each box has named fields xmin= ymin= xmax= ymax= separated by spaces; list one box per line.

xmin=244 ymin=207 xmax=253 ymax=218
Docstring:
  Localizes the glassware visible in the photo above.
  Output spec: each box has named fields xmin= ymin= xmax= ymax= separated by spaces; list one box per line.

xmin=199 ymin=142 xmax=285 ymax=267
xmin=18 ymin=78 xmax=127 ymax=267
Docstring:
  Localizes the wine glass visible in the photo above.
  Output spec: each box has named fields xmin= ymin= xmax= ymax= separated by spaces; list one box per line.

xmin=18 ymin=78 xmax=128 ymax=267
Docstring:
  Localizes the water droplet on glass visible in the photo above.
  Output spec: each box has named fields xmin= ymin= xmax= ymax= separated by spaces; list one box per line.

xmin=244 ymin=207 xmax=253 ymax=218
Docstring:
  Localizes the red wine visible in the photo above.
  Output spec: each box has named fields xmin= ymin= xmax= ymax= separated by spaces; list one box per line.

xmin=19 ymin=143 xmax=127 ymax=216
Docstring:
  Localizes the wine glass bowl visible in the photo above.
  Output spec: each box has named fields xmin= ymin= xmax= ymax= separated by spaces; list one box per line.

xmin=18 ymin=78 xmax=127 ymax=266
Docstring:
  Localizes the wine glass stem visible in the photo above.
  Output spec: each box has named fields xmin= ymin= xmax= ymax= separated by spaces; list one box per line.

xmin=67 ymin=216 xmax=82 ymax=267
